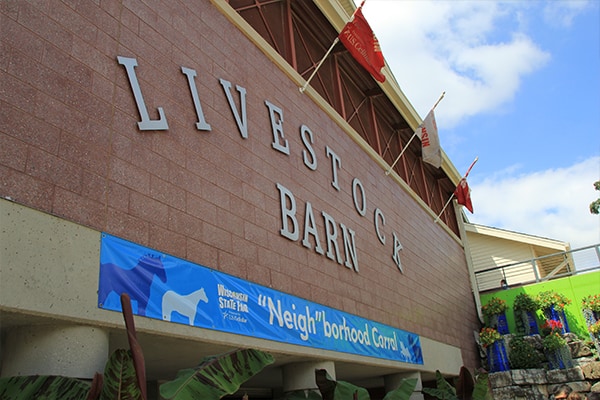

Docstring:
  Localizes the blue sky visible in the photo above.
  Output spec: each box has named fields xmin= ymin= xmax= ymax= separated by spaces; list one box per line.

xmin=359 ymin=0 xmax=600 ymax=250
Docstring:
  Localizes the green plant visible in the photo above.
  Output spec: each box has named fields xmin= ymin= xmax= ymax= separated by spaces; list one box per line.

xmin=513 ymin=293 xmax=539 ymax=311
xmin=543 ymin=332 xmax=567 ymax=352
xmin=481 ymin=297 xmax=507 ymax=317
xmin=0 ymin=376 xmax=92 ymax=400
xmin=479 ymin=327 xmax=502 ymax=348
xmin=582 ymin=294 xmax=600 ymax=312
xmin=313 ymin=369 xmax=417 ymax=400
xmin=0 ymin=294 xmax=275 ymax=400
xmin=536 ymin=291 xmax=571 ymax=311
xmin=589 ymin=320 xmax=600 ymax=335
xmin=508 ymin=337 xmax=542 ymax=369
xmin=422 ymin=367 xmax=491 ymax=400
xmin=160 ymin=349 xmax=275 ymax=400
xmin=590 ymin=180 xmax=600 ymax=214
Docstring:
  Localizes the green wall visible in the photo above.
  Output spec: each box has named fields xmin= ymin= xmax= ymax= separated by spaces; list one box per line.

xmin=479 ymin=271 xmax=600 ymax=338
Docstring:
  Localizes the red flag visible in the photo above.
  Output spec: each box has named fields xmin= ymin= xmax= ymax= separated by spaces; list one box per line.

xmin=454 ymin=178 xmax=473 ymax=213
xmin=338 ymin=4 xmax=386 ymax=83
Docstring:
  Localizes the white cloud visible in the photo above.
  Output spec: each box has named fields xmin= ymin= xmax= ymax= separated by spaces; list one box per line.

xmin=363 ymin=1 xmax=550 ymax=126
xmin=359 ymin=1 xmax=599 ymax=251
xmin=543 ymin=0 xmax=592 ymax=28
xmin=468 ymin=156 xmax=600 ymax=249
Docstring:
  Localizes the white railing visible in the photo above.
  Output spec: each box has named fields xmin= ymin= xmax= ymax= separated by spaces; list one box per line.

xmin=474 ymin=243 xmax=600 ymax=293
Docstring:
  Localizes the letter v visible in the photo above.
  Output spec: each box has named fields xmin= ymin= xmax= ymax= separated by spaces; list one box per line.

xmin=219 ymin=78 xmax=248 ymax=139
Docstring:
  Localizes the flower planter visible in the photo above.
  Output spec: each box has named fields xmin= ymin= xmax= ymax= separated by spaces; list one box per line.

xmin=515 ymin=309 xmax=539 ymax=336
xmin=490 ymin=313 xmax=510 ymax=335
xmin=583 ymin=308 xmax=599 ymax=326
xmin=525 ymin=310 xmax=539 ymax=335
xmin=583 ymin=309 xmax=600 ymax=356
xmin=487 ymin=340 xmax=509 ymax=373
xmin=545 ymin=345 xmax=573 ymax=370
xmin=543 ymin=305 xmax=569 ymax=333
xmin=496 ymin=313 xmax=509 ymax=335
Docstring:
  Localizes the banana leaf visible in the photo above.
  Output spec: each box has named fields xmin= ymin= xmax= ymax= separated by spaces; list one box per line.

xmin=315 ymin=369 xmax=370 ymax=400
xmin=99 ymin=348 xmax=143 ymax=400
xmin=382 ymin=378 xmax=418 ymax=400
xmin=471 ymin=373 xmax=491 ymax=400
xmin=0 ymin=375 xmax=90 ymax=399
xmin=159 ymin=348 xmax=274 ymax=400
xmin=422 ymin=370 xmax=458 ymax=400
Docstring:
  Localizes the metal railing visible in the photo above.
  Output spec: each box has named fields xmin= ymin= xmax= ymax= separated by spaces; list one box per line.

xmin=474 ymin=243 xmax=600 ymax=293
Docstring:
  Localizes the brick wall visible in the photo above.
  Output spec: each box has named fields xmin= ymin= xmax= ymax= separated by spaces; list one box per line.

xmin=0 ymin=0 xmax=480 ymax=368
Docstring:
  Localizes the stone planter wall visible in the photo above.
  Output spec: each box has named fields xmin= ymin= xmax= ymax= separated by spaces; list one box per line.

xmin=485 ymin=333 xmax=600 ymax=399
xmin=489 ymin=362 xmax=600 ymax=400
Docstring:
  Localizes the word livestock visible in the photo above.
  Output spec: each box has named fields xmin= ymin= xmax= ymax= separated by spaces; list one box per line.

xmin=117 ymin=56 xmax=404 ymax=273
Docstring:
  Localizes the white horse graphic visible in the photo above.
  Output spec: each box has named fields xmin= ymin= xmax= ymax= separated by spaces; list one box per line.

xmin=400 ymin=341 xmax=412 ymax=362
xmin=162 ymin=287 xmax=208 ymax=326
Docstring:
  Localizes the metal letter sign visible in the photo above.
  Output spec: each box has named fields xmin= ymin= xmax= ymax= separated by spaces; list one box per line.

xmin=98 ymin=233 xmax=423 ymax=364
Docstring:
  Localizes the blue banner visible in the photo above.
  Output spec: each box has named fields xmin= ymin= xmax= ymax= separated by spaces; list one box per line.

xmin=98 ymin=233 xmax=423 ymax=364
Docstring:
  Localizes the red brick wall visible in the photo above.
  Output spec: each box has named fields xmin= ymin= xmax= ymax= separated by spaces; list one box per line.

xmin=0 ymin=0 xmax=479 ymax=368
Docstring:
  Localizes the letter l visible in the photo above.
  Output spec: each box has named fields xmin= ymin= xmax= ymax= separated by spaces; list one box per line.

xmin=117 ymin=56 xmax=168 ymax=131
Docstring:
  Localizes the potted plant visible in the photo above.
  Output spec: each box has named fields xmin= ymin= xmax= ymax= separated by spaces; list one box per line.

xmin=482 ymin=297 xmax=509 ymax=334
xmin=536 ymin=290 xmax=571 ymax=333
xmin=513 ymin=293 xmax=539 ymax=335
xmin=479 ymin=327 xmax=509 ymax=372
xmin=587 ymin=320 xmax=600 ymax=357
xmin=581 ymin=294 xmax=600 ymax=355
xmin=541 ymin=319 xmax=573 ymax=370
xmin=589 ymin=320 xmax=600 ymax=337
xmin=542 ymin=332 xmax=573 ymax=370
xmin=582 ymin=294 xmax=600 ymax=323
xmin=541 ymin=319 xmax=564 ymax=336
xmin=581 ymin=294 xmax=600 ymax=311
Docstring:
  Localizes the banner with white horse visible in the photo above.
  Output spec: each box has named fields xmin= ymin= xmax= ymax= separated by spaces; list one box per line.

xmin=98 ymin=233 xmax=423 ymax=365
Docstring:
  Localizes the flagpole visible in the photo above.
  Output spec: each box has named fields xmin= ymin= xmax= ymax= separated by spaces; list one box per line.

xmin=434 ymin=193 xmax=456 ymax=224
xmin=431 ymin=91 xmax=445 ymax=110
xmin=385 ymin=91 xmax=445 ymax=176
xmin=300 ymin=0 xmax=367 ymax=93
xmin=385 ymin=131 xmax=417 ymax=175
xmin=434 ymin=156 xmax=478 ymax=223
xmin=463 ymin=155 xmax=478 ymax=178
xmin=299 ymin=37 xmax=339 ymax=93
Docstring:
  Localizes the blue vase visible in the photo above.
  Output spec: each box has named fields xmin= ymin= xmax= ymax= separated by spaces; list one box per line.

xmin=496 ymin=313 xmax=509 ymax=335
xmin=583 ymin=309 xmax=600 ymax=356
xmin=525 ymin=310 xmax=539 ymax=335
xmin=544 ymin=305 xmax=570 ymax=333
xmin=546 ymin=345 xmax=573 ymax=370
xmin=487 ymin=340 xmax=509 ymax=372
xmin=584 ymin=308 xmax=599 ymax=326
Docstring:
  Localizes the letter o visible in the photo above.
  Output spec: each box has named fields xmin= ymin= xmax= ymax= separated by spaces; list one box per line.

xmin=352 ymin=178 xmax=366 ymax=216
